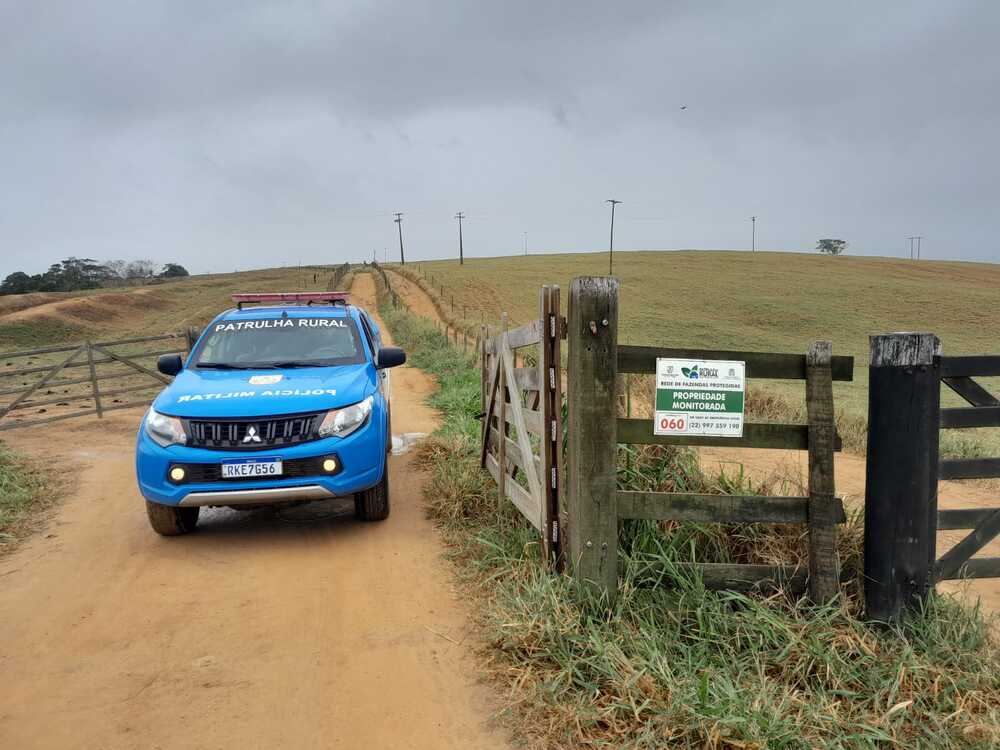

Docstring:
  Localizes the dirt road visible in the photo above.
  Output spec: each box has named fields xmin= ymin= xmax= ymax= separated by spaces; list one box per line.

xmin=0 ymin=273 xmax=510 ymax=750
xmin=386 ymin=270 xmax=446 ymax=327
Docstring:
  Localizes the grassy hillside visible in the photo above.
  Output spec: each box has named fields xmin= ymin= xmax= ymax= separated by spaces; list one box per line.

xmin=0 ymin=266 xmax=333 ymax=349
xmin=401 ymin=250 xmax=1000 ymax=455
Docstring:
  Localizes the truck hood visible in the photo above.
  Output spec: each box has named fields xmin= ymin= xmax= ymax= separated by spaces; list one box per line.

xmin=152 ymin=364 xmax=374 ymax=418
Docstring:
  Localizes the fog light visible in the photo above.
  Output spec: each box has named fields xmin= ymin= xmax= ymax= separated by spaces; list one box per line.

xmin=169 ymin=466 xmax=186 ymax=482
xmin=322 ymin=458 xmax=337 ymax=473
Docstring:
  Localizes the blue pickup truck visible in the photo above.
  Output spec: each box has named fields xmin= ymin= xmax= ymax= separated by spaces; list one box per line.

xmin=135 ymin=292 xmax=405 ymax=535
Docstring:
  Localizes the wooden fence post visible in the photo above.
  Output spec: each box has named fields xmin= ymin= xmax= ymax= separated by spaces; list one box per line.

xmin=805 ymin=340 xmax=840 ymax=602
xmin=86 ymin=342 xmax=103 ymax=419
xmin=497 ymin=313 xmax=508 ymax=511
xmin=566 ymin=277 xmax=619 ymax=600
xmin=865 ymin=332 xmax=941 ymax=620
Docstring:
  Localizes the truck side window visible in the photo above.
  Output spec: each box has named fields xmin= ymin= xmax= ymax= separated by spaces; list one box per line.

xmin=358 ymin=314 xmax=377 ymax=356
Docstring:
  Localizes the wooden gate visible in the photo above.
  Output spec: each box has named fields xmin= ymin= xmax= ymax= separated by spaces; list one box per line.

xmin=479 ymin=286 xmax=564 ymax=565
xmin=936 ymin=355 xmax=1000 ymax=580
xmin=865 ymin=333 xmax=1000 ymax=619
xmin=0 ymin=332 xmax=195 ymax=431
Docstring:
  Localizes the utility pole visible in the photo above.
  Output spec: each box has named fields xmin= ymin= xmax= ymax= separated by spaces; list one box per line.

xmin=907 ymin=236 xmax=916 ymax=260
xmin=916 ymin=235 xmax=923 ymax=260
xmin=523 ymin=231 xmax=528 ymax=256
xmin=606 ymin=199 xmax=622 ymax=275
xmin=393 ymin=212 xmax=405 ymax=265
xmin=454 ymin=211 xmax=465 ymax=265
xmin=751 ymin=216 xmax=757 ymax=253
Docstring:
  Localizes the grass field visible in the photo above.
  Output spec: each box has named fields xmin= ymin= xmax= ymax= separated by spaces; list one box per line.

xmin=375 ymin=288 xmax=1000 ymax=749
xmin=399 ymin=250 xmax=1000 ymax=455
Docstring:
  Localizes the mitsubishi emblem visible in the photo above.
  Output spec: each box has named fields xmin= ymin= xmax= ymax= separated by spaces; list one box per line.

xmin=242 ymin=425 xmax=262 ymax=444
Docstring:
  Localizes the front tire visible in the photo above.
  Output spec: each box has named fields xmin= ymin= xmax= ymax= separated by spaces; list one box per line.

xmin=145 ymin=500 xmax=200 ymax=536
xmin=354 ymin=468 xmax=390 ymax=521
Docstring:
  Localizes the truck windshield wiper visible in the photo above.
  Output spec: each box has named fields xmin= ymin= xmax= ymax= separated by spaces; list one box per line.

xmin=263 ymin=360 xmax=329 ymax=369
xmin=195 ymin=362 xmax=252 ymax=370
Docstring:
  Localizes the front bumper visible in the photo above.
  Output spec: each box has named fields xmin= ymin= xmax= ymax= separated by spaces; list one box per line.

xmin=135 ymin=414 xmax=387 ymax=507
xmin=178 ymin=484 xmax=335 ymax=507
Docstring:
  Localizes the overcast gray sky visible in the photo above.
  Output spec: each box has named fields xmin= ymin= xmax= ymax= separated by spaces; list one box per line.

xmin=2 ymin=0 xmax=998 ymax=277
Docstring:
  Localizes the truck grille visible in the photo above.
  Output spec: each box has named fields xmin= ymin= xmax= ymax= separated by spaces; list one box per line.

xmin=184 ymin=413 xmax=323 ymax=450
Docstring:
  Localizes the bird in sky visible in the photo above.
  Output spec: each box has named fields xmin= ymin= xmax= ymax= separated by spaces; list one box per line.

xmin=680 ymin=105 xmax=687 ymax=110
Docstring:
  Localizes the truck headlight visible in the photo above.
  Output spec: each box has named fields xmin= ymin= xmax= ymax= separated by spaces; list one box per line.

xmin=145 ymin=408 xmax=187 ymax=447
xmin=318 ymin=395 xmax=373 ymax=438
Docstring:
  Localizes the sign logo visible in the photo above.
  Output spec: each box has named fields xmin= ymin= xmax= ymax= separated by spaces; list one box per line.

xmin=681 ymin=366 xmax=699 ymax=379
xmin=249 ymin=374 xmax=283 ymax=385
xmin=242 ymin=426 xmax=263 ymax=444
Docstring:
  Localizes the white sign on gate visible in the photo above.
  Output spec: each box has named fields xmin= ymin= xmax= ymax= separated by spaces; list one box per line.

xmin=654 ymin=358 xmax=746 ymax=437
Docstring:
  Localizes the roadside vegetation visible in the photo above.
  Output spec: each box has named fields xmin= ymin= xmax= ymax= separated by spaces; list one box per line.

xmin=0 ymin=443 xmax=51 ymax=551
xmin=376 ymin=285 xmax=1000 ymax=749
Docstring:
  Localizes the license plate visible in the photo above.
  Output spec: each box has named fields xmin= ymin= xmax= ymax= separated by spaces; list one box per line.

xmin=221 ymin=457 xmax=283 ymax=479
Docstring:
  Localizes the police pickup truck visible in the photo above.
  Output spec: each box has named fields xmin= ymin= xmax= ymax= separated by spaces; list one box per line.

xmin=135 ymin=292 xmax=405 ymax=535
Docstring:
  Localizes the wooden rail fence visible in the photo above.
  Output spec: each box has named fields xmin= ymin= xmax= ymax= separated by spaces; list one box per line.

xmin=0 ymin=331 xmax=195 ymax=431
xmin=477 ymin=277 xmax=854 ymax=601
xmin=565 ymin=277 xmax=853 ymax=602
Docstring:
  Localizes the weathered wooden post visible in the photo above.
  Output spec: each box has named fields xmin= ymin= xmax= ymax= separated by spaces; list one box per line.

xmin=865 ymin=332 xmax=941 ymax=620
xmin=497 ymin=313 xmax=508 ymax=509
xmin=566 ymin=277 xmax=619 ymax=600
xmin=805 ymin=340 xmax=840 ymax=602
xmin=85 ymin=342 xmax=104 ymax=419
xmin=539 ymin=285 xmax=563 ymax=566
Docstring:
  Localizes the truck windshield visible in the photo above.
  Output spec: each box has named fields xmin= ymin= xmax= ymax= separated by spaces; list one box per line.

xmin=192 ymin=316 xmax=367 ymax=369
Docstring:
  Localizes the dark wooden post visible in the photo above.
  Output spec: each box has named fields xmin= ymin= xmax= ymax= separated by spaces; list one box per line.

xmin=805 ymin=340 xmax=840 ymax=602
xmin=497 ymin=313 xmax=509 ymax=510
xmin=566 ymin=277 xmax=619 ymax=599
xmin=865 ymin=332 xmax=941 ymax=620
xmin=539 ymin=286 xmax=562 ymax=566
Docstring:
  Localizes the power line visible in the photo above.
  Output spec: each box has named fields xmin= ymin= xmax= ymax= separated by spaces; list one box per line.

xmin=606 ymin=199 xmax=622 ymax=275
xmin=455 ymin=212 xmax=465 ymax=265
xmin=393 ymin=212 xmax=405 ymax=265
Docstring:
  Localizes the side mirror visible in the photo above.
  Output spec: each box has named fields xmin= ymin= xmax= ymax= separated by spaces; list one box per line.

xmin=376 ymin=346 xmax=406 ymax=369
xmin=157 ymin=354 xmax=183 ymax=377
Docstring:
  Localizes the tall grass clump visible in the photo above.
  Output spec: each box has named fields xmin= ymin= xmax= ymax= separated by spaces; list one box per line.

xmin=0 ymin=443 xmax=49 ymax=549
xmin=376 ymin=288 xmax=1000 ymax=749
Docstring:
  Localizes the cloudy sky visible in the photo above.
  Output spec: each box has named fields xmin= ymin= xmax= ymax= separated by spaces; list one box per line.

xmin=2 ymin=0 xmax=998 ymax=277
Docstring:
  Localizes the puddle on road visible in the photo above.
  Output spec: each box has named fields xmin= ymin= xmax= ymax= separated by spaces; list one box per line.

xmin=391 ymin=433 xmax=427 ymax=455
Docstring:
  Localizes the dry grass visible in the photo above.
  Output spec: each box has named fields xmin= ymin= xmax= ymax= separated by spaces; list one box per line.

xmin=0 ymin=265 xmax=335 ymax=350
xmin=396 ymin=250 xmax=1000 ymax=457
